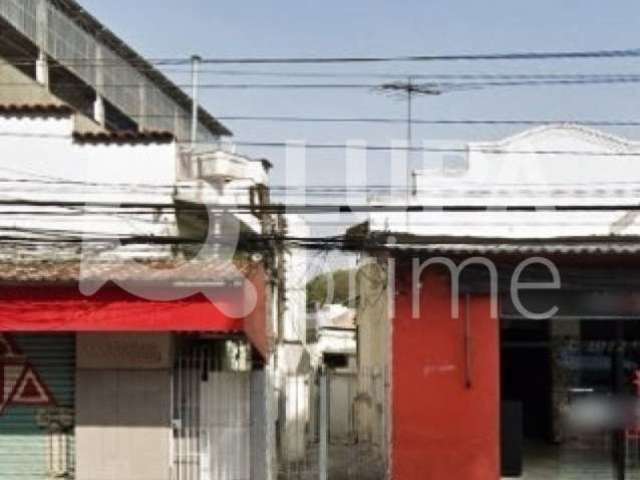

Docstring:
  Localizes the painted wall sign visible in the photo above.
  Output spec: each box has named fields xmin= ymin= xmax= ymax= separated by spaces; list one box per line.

xmin=0 ymin=334 xmax=56 ymax=414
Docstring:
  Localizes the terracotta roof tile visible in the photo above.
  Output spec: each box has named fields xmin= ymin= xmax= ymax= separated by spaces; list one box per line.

xmin=72 ymin=130 xmax=175 ymax=145
xmin=0 ymin=104 xmax=74 ymax=118
xmin=0 ymin=257 xmax=257 ymax=286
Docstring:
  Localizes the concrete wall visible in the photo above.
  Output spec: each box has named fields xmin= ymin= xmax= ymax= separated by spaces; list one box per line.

xmin=275 ymin=215 xmax=311 ymax=462
xmin=75 ymin=333 xmax=173 ymax=480
xmin=0 ymin=63 xmax=60 ymax=105
xmin=0 ymin=114 xmax=178 ymax=246
xmin=0 ymin=62 xmax=104 ymax=133
xmin=282 ymin=215 xmax=310 ymax=343
xmin=355 ymin=258 xmax=391 ymax=450
xmin=329 ymin=371 xmax=357 ymax=443
xmin=392 ymin=268 xmax=499 ymax=480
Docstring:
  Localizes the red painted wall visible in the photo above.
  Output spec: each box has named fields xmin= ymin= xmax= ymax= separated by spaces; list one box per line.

xmin=243 ymin=264 xmax=271 ymax=359
xmin=393 ymin=269 xmax=499 ymax=480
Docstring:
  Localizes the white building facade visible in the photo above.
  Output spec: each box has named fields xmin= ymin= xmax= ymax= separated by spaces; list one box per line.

xmin=371 ymin=124 xmax=640 ymax=240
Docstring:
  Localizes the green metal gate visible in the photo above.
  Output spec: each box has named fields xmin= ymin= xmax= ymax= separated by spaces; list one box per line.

xmin=0 ymin=334 xmax=75 ymax=480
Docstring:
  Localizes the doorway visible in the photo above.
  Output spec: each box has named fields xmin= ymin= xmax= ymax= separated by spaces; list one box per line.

xmin=501 ymin=318 xmax=640 ymax=480
xmin=171 ymin=338 xmax=266 ymax=480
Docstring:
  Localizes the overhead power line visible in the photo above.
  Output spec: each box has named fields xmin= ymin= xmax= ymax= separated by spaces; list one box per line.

xmin=190 ymin=47 xmax=640 ymax=64
xmin=229 ymin=141 xmax=640 ymax=156
xmin=1 ymin=198 xmax=640 ymax=214
xmin=156 ymin=69 xmax=640 ymax=80
xmin=3 ymin=47 xmax=640 ymax=67
xmin=55 ymin=111 xmax=640 ymax=128
xmin=9 ymin=58 xmax=640 ymax=80
xmin=5 ymin=130 xmax=640 ymax=156
xmin=4 ymin=76 xmax=640 ymax=91
xmin=215 ymin=115 xmax=640 ymax=127
xmin=10 ymin=175 xmax=640 ymax=193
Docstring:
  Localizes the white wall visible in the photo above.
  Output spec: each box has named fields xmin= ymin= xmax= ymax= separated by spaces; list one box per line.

xmin=175 ymin=151 xmax=269 ymax=235
xmin=371 ymin=125 xmax=640 ymax=239
xmin=0 ymin=115 xmax=178 ymax=246
xmin=315 ymin=329 xmax=356 ymax=355
xmin=282 ymin=215 xmax=310 ymax=343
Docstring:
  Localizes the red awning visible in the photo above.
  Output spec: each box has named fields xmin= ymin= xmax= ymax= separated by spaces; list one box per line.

xmin=0 ymin=265 xmax=271 ymax=358
xmin=0 ymin=286 xmax=242 ymax=332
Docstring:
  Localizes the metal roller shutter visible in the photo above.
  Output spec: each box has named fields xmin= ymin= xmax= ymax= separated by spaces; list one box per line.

xmin=0 ymin=334 xmax=75 ymax=480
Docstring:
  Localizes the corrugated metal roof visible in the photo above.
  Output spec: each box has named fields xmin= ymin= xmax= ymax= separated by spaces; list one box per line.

xmin=372 ymin=237 xmax=640 ymax=255
xmin=348 ymin=227 xmax=640 ymax=256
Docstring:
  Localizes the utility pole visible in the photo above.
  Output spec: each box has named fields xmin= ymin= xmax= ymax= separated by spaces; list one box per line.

xmin=406 ymin=77 xmax=414 ymax=152
xmin=190 ymin=55 xmax=202 ymax=151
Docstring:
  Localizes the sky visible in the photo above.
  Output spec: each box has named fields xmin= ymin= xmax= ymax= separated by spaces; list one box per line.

xmin=78 ymin=0 xmax=640 ymax=238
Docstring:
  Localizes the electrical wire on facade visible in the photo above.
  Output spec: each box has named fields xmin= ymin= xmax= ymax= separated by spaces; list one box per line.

xmin=1 ymin=197 xmax=640 ymax=213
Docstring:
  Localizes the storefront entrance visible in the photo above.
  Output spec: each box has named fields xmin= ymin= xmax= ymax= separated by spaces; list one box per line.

xmin=171 ymin=338 xmax=268 ymax=480
xmin=501 ymin=318 xmax=640 ymax=480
